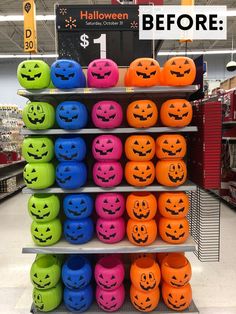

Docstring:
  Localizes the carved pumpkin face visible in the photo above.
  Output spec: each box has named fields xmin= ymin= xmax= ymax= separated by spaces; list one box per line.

xmin=51 ymin=59 xmax=86 ymax=89
xmin=22 ymin=137 xmax=54 ymax=163
xmin=163 ymin=57 xmax=196 ymax=86
xmin=156 ymin=159 xmax=187 ymax=187
xmin=55 ymin=136 xmax=87 ymax=162
xmin=156 ymin=134 xmax=187 ymax=159
xmin=160 ymin=99 xmax=192 ymax=127
xmin=96 ymin=217 xmax=125 ymax=244
xmin=96 ymin=285 xmax=125 ymax=312
xmin=28 ymin=194 xmax=60 ymax=223
xmin=95 ymin=255 xmax=125 ymax=291
xmin=159 ymin=217 xmax=189 ymax=244
xmin=130 ymin=284 xmax=160 ymax=312
xmin=95 ymin=193 xmax=125 ymax=219
xmin=126 ymin=58 xmax=161 ymax=87
xmin=161 ymin=253 xmax=192 ymax=288
xmin=30 ymin=255 xmax=61 ymax=290
xmin=158 ymin=192 xmax=189 ymax=218
xmin=87 ymin=58 xmax=119 ymax=88
xmin=24 ymin=163 xmax=55 ymax=189
xmin=93 ymin=162 xmax=123 ymax=188
xmin=125 ymin=161 xmax=155 ymax=187
xmin=127 ymin=100 xmax=158 ymax=128
xmin=22 ymin=102 xmax=55 ymax=130
xmin=17 ymin=60 xmax=50 ymax=89
xmin=56 ymin=101 xmax=88 ymax=130
xmin=63 ymin=194 xmax=93 ymax=219
xmin=56 ymin=162 xmax=87 ymax=189
xmin=92 ymin=101 xmax=123 ymax=129
xmin=130 ymin=257 xmax=161 ymax=292
xmin=127 ymin=219 xmax=157 ymax=246
xmin=162 ymin=282 xmax=192 ymax=311
xmin=64 ymin=285 xmax=93 ymax=312
xmin=92 ymin=135 xmax=123 ymax=161
xmin=31 ymin=219 xmax=62 ymax=246
xmin=126 ymin=193 xmax=157 ymax=221
xmin=33 ymin=283 xmax=62 ymax=312
xmin=64 ymin=218 xmax=94 ymax=244
xmin=125 ymin=135 xmax=155 ymax=161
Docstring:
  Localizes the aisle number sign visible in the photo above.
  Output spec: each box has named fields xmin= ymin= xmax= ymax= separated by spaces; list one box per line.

xmin=23 ymin=0 xmax=37 ymax=53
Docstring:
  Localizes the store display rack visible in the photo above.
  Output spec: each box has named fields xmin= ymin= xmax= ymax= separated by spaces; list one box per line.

xmin=22 ymin=181 xmax=197 ymax=194
xmin=31 ymin=300 xmax=199 ymax=314
xmin=19 ymin=82 xmax=200 ymax=314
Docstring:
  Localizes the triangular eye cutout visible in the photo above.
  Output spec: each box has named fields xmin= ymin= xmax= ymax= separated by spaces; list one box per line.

xmin=109 ymin=166 xmax=114 ymax=171
xmin=42 ymin=143 xmax=46 ymax=148
xmin=147 ymin=104 xmax=152 ymax=109
xmin=96 ymin=140 xmax=100 ymax=144
xmin=176 ymin=139 xmax=180 ymax=144
xmin=134 ymin=166 xmax=139 ymax=170
xmin=22 ymin=64 xmax=26 ymax=69
xmin=110 ymin=105 xmax=115 ymax=110
xmin=146 ymin=297 xmax=151 ymax=302
xmin=107 ymin=139 xmax=113 ymax=144
xmin=103 ymin=199 xmax=108 ymax=204
xmin=171 ymin=61 xmax=176 ymax=65
xmin=170 ymin=104 xmax=175 ymax=108
xmin=110 ymin=225 xmax=115 ymax=229
xmin=167 ymin=199 xmax=171 ymax=203
xmin=164 ymin=140 xmax=168 ymax=144
xmin=29 ymin=143 xmax=33 ymax=148
xmin=182 ymin=103 xmax=187 ymax=108
xmin=150 ymin=61 xmax=155 ymax=66
xmin=31 ymin=169 xmax=36 ymax=173
xmin=97 ymin=106 xmax=102 ymax=110
xmin=71 ymin=144 xmax=76 ymax=149
xmin=115 ymin=198 xmax=120 ymax=203
xmin=184 ymin=59 xmax=189 ymax=65
xmin=65 ymin=167 xmax=70 ymax=172
xmin=180 ymin=295 xmax=185 ymax=299
xmin=179 ymin=224 xmax=183 ymax=229
xmin=68 ymin=63 xmax=73 ymax=68
xmin=146 ymin=140 xmax=150 ymax=145
xmin=98 ymin=167 xmax=102 ymax=171
xmin=32 ymin=203 xmax=36 ymax=208
xmin=135 ymin=295 xmax=138 ymax=300
xmin=55 ymin=63 xmax=60 ymax=68
xmin=134 ymin=104 xmax=139 ymax=109
xmin=169 ymin=293 xmax=173 ymax=298
xmin=92 ymin=63 xmax=97 ymax=67
xmin=105 ymin=62 xmax=110 ymax=67
xmin=59 ymin=144 xmax=63 ymax=149
xmin=134 ymin=140 xmax=139 ymax=145
xmin=179 ymin=199 xmax=183 ymax=203
xmin=146 ymin=166 xmax=151 ymax=170
xmin=34 ymin=64 xmax=39 ymax=68
xmin=167 ymin=224 xmax=171 ymax=229
xmin=137 ymin=62 xmax=142 ymax=66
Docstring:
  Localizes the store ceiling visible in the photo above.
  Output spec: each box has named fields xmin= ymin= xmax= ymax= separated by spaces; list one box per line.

xmin=0 ymin=0 xmax=235 ymax=55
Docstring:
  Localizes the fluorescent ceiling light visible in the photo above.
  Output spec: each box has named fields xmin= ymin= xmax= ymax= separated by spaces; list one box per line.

xmin=0 ymin=54 xmax=58 ymax=59
xmin=0 ymin=9 xmax=235 ymax=22
xmin=0 ymin=15 xmax=55 ymax=22
xmin=0 ymin=50 xmax=235 ymax=59
xmin=158 ymin=49 xmax=236 ymax=56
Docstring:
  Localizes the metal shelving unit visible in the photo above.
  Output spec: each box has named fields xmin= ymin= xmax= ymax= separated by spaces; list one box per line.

xmin=31 ymin=300 xmax=199 ymax=314
xmin=23 ymin=236 xmax=197 ymax=254
xmin=21 ymin=126 xmax=198 ymax=135
xmin=20 ymin=82 xmax=200 ymax=314
xmin=22 ymin=181 xmax=197 ymax=194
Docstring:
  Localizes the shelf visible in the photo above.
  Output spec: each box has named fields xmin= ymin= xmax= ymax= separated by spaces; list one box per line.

xmin=22 ymin=236 xmax=196 ymax=254
xmin=223 ymin=121 xmax=236 ymax=126
xmin=0 ymin=159 xmax=25 ymax=169
xmin=0 ymin=168 xmax=23 ymax=181
xmin=222 ymin=137 xmax=236 ymax=141
xmin=22 ymin=181 xmax=197 ymax=194
xmin=0 ymin=183 xmax=25 ymax=201
xmin=21 ymin=126 xmax=198 ymax=136
xmin=18 ymin=85 xmax=199 ymax=101
xmin=31 ymin=300 xmax=199 ymax=314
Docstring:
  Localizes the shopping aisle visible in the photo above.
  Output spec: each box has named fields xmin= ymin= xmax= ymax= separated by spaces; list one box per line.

xmin=0 ymin=193 xmax=236 ymax=314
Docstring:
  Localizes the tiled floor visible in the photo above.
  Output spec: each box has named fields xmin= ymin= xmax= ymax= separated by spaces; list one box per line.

xmin=0 ymin=192 xmax=236 ymax=313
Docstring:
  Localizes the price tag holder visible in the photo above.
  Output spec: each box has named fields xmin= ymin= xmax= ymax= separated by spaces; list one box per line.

xmin=56 ymin=5 xmax=154 ymax=66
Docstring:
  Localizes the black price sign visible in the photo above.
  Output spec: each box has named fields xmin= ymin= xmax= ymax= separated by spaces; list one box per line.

xmin=56 ymin=5 xmax=154 ymax=66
